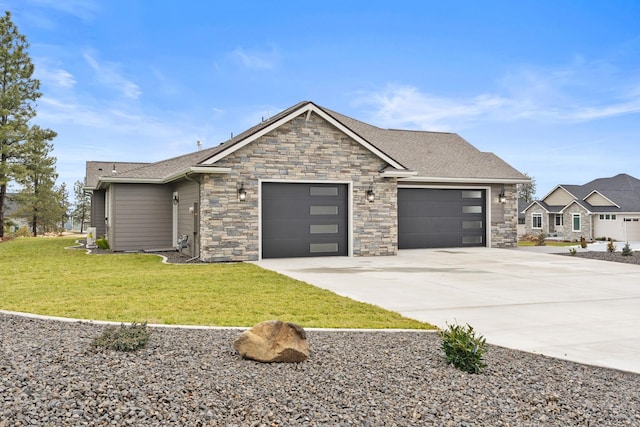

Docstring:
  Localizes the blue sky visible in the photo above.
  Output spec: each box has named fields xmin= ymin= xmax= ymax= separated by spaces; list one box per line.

xmin=2 ymin=0 xmax=639 ymax=199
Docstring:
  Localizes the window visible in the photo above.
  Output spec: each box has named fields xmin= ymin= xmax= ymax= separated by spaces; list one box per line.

xmin=532 ymin=213 xmax=542 ymax=229
xmin=462 ymin=190 xmax=482 ymax=199
xmin=572 ymin=213 xmax=581 ymax=232
xmin=310 ymin=187 xmax=338 ymax=196
xmin=612 ymin=214 xmax=617 ymax=220
xmin=599 ymin=214 xmax=617 ymax=221
xmin=555 ymin=215 xmax=563 ymax=226
xmin=462 ymin=206 xmax=482 ymax=214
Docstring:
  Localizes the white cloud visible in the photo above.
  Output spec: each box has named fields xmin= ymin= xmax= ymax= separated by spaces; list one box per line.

xmin=83 ymin=52 xmax=142 ymax=100
xmin=354 ymin=85 xmax=511 ymax=131
xmin=355 ymin=59 xmax=640 ymax=130
xmin=231 ymin=46 xmax=279 ymax=69
xmin=20 ymin=0 xmax=99 ymax=22
xmin=34 ymin=65 xmax=76 ymax=89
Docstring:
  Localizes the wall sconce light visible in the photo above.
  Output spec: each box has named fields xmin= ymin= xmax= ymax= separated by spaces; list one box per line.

xmin=172 ymin=194 xmax=179 ymax=205
xmin=238 ymin=183 xmax=247 ymax=202
xmin=498 ymin=189 xmax=507 ymax=204
xmin=366 ymin=185 xmax=375 ymax=203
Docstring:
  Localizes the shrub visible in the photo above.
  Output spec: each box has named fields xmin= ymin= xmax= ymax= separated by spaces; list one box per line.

xmin=607 ymin=240 xmax=616 ymax=253
xmin=569 ymin=248 xmax=577 ymax=256
xmin=621 ymin=242 xmax=633 ymax=257
xmin=439 ymin=323 xmax=487 ymax=374
xmin=580 ymin=236 xmax=587 ymax=249
xmin=91 ymin=322 xmax=151 ymax=352
xmin=96 ymin=236 xmax=109 ymax=250
xmin=535 ymin=232 xmax=547 ymax=246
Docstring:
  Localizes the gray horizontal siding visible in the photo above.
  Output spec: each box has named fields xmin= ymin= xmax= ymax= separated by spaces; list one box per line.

xmin=174 ymin=179 xmax=200 ymax=257
xmin=90 ymin=190 xmax=106 ymax=237
xmin=111 ymin=184 xmax=172 ymax=251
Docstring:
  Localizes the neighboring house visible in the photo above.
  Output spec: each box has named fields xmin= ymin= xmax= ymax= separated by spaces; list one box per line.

xmin=517 ymin=198 xmax=528 ymax=237
xmin=522 ymin=173 xmax=640 ymax=242
xmin=84 ymin=101 xmax=529 ymax=262
xmin=3 ymin=193 xmax=28 ymax=232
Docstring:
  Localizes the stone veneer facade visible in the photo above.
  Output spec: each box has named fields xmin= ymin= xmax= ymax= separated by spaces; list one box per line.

xmin=490 ymin=184 xmax=518 ymax=248
xmin=199 ymin=112 xmax=398 ymax=262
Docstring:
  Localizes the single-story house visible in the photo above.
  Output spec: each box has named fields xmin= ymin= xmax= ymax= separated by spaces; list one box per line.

xmin=522 ymin=173 xmax=640 ymax=242
xmin=84 ymin=101 xmax=529 ymax=262
xmin=3 ymin=193 xmax=29 ymax=233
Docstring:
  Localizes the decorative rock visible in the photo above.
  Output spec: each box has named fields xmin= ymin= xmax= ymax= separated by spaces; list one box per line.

xmin=233 ymin=320 xmax=309 ymax=363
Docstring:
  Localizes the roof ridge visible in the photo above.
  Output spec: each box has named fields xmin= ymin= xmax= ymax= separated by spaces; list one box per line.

xmin=386 ymin=128 xmax=454 ymax=135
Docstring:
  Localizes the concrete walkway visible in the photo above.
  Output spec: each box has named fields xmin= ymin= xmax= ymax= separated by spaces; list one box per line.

xmin=255 ymin=248 xmax=640 ymax=374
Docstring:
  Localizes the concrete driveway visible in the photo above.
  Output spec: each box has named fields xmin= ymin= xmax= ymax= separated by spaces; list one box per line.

xmin=255 ymin=248 xmax=640 ymax=373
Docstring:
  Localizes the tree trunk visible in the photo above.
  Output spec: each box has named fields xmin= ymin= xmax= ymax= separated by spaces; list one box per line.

xmin=0 ymin=182 xmax=6 ymax=239
xmin=31 ymin=210 xmax=37 ymax=236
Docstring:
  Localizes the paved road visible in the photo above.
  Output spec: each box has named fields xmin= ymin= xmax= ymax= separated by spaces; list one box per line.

xmin=255 ymin=248 xmax=640 ymax=373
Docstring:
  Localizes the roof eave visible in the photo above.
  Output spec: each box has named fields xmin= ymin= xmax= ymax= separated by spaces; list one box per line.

xmin=95 ymin=166 xmax=231 ymax=188
xmin=399 ymin=176 xmax=531 ymax=184
xmin=380 ymin=170 xmax=418 ymax=178
xmin=200 ymin=102 xmax=407 ymax=170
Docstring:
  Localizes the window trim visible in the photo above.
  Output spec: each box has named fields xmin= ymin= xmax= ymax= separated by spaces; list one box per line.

xmin=532 ymin=213 xmax=542 ymax=229
xmin=572 ymin=213 xmax=581 ymax=232
xmin=555 ymin=214 xmax=563 ymax=226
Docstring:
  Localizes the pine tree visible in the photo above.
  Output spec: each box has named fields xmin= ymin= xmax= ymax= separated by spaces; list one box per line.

xmin=517 ymin=173 xmax=537 ymax=202
xmin=13 ymin=125 xmax=63 ymax=236
xmin=0 ymin=11 xmax=43 ymax=239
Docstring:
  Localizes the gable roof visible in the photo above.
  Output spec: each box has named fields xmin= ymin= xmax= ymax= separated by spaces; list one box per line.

xmin=88 ymin=101 xmax=529 ymax=188
xmin=537 ymin=173 xmax=640 ymax=213
xmin=322 ymin=108 xmax=527 ymax=182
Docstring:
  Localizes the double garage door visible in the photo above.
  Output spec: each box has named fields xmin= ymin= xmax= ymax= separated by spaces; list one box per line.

xmin=262 ymin=184 xmax=486 ymax=258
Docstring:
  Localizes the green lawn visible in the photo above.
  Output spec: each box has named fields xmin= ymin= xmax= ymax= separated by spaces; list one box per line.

xmin=0 ymin=237 xmax=434 ymax=329
xmin=517 ymin=241 xmax=577 ymax=247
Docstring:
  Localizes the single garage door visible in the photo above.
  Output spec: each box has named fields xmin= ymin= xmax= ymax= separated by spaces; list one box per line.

xmin=262 ymin=183 xmax=348 ymax=258
xmin=398 ymin=188 xmax=486 ymax=249
xmin=624 ymin=218 xmax=640 ymax=241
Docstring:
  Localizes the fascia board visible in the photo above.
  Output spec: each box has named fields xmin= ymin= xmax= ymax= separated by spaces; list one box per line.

xmin=524 ymin=201 xmax=550 ymax=213
xmin=399 ymin=176 xmax=531 ymax=184
xmin=559 ymin=200 xmax=593 ymax=214
xmin=96 ymin=166 xmax=231 ymax=189
xmin=161 ymin=166 xmax=231 ymax=183
xmin=200 ymin=102 xmax=407 ymax=170
xmin=380 ymin=170 xmax=418 ymax=178
xmin=540 ymin=185 xmax=577 ymax=202
xmin=583 ymin=190 xmax=621 ymax=208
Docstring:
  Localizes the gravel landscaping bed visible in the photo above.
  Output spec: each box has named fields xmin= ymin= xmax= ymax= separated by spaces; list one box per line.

xmin=559 ymin=251 xmax=640 ymax=265
xmin=1 ymin=312 xmax=638 ymax=426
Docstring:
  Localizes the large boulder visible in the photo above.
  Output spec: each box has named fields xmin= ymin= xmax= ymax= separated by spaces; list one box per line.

xmin=233 ymin=320 xmax=309 ymax=363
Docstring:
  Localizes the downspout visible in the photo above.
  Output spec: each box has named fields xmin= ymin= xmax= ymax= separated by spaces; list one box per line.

xmin=183 ymin=172 xmax=201 ymax=262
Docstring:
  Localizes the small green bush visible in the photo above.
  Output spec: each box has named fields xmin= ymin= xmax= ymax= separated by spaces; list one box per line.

xmin=96 ymin=236 xmax=109 ymax=250
xmin=91 ymin=322 xmax=151 ymax=352
xmin=568 ymin=248 xmax=577 ymax=256
xmin=607 ymin=240 xmax=616 ymax=253
xmin=535 ymin=232 xmax=546 ymax=246
xmin=621 ymin=242 xmax=633 ymax=257
xmin=439 ymin=323 xmax=487 ymax=374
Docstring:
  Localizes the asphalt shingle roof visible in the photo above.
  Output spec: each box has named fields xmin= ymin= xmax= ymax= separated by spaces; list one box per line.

xmin=543 ymin=174 xmax=640 ymax=213
xmin=89 ymin=101 xmax=528 ymax=185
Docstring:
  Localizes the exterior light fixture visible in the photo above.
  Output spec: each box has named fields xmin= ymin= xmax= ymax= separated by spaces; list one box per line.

xmin=172 ymin=194 xmax=179 ymax=205
xmin=238 ymin=183 xmax=247 ymax=202
xmin=498 ymin=190 xmax=507 ymax=204
xmin=366 ymin=185 xmax=375 ymax=203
